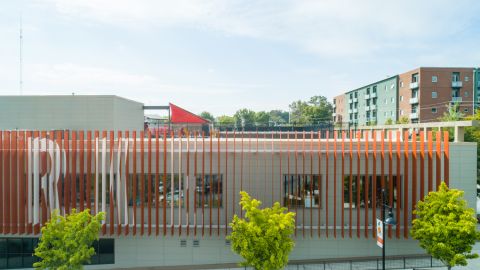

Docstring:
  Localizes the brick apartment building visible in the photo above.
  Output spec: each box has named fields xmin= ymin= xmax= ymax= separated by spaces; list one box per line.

xmin=333 ymin=67 xmax=480 ymax=126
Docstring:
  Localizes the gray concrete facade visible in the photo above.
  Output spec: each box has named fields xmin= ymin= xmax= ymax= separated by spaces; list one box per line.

xmin=0 ymin=95 xmax=144 ymax=131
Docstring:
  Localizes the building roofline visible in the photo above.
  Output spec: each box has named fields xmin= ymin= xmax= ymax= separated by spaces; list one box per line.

xmin=345 ymin=75 xmax=398 ymax=94
xmin=0 ymin=95 xmax=144 ymax=105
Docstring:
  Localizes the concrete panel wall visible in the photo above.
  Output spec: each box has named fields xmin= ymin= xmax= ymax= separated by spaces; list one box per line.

xmin=0 ymin=95 xmax=143 ymax=131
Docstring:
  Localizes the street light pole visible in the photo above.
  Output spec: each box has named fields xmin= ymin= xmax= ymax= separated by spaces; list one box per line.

xmin=381 ymin=188 xmax=396 ymax=270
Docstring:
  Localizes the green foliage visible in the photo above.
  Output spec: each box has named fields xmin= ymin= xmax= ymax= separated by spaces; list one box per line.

xmin=34 ymin=209 xmax=105 ymax=270
xmin=228 ymin=192 xmax=296 ymax=270
xmin=216 ymin=115 xmax=236 ymax=127
xmin=289 ymin=95 xmax=333 ymax=125
xmin=234 ymin=108 xmax=256 ymax=127
xmin=199 ymin=111 xmax=215 ymax=122
xmin=384 ymin=118 xmax=394 ymax=125
xmin=439 ymin=103 xmax=464 ymax=122
xmin=268 ymin=110 xmax=289 ymax=125
xmin=411 ymin=183 xmax=480 ymax=269
xmin=254 ymin=111 xmax=271 ymax=126
xmin=465 ymin=111 xmax=480 ymax=188
xmin=396 ymin=116 xmax=409 ymax=124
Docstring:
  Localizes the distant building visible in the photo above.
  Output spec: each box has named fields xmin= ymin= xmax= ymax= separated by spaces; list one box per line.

xmin=0 ymin=95 xmax=144 ymax=131
xmin=333 ymin=67 xmax=480 ymax=126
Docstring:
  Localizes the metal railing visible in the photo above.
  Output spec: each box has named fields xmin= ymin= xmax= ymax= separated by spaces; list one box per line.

xmin=208 ymin=255 xmax=444 ymax=270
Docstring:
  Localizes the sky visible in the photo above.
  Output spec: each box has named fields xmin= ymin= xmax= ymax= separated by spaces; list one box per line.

xmin=1 ymin=0 xmax=480 ymax=116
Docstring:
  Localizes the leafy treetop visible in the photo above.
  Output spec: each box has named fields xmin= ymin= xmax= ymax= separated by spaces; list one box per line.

xmin=228 ymin=191 xmax=296 ymax=270
xmin=34 ymin=209 xmax=105 ymax=270
xmin=411 ymin=182 xmax=480 ymax=269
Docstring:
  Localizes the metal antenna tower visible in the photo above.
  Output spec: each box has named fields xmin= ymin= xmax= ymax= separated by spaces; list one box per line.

xmin=19 ymin=14 xmax=23 ymax=95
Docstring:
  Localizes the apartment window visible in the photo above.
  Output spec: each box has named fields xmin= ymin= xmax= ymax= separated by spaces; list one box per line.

xmin=349 ymin=103 xmax=353 ymax=109
xmin=465 ymin=76 xmax=469 ymax=82
xmin=391 ymin=97 xmax=395 ymax=103
xmin=373 ymin=86 xmax=377 ymax=93
xmin=384 ymin=98 xmax=388 ymax=104
xmin=354 ymin=103 xmax=357 ymax=109
xmin=400 ymin=110 xmax=404 ymax=116
xmin=432 ymin=76 xmax=438 ymax=83
xmin=366 ymin=111 xmax=370 ymax=118
xmin=366 ymin=88 xmax=370 ymax=94
xmin=195 ymin=174 xmax=223 ymax=207
xmin=432 ymin=91 xmax=437 ymax=98
xmin=400 ymin=95 xmax=403 ymax=101
xmin=384 ymin=112 xmax=387 ymax=117
xmin=354 ymin=92 xmax=358 ymax=98
xmin=350 ymin=93 xmax=353 ymax=99
xmin=412 ymin=73 xmax=419 ymax=83
xmin=432 ymin=108 xmax=437 ymax=113
xmin=465 ymin=91 xmax=469 ymax=97
xmin=391 ymin=83 xmax=395 ymax=89
xmin=452 ymin=72 xmax=460 ymax=82
xmin=372 ymin=98 xmax=377 ymax=105
xmin=283 ymin=174 xmax=321 ymax=208
xmin=372 ymin=110 xmax=377 ymax=117
xmin=354 ymin=113 xmax=358 ymax=119
xmin=390 ymin=111 xmax=394 ymax=116
xmin=400 ymin=81 xmax=404 ymax=88
xmin=366 ymin=99 xmax=370 ymax=106
xmin=343 ymin=176 xmax=401 ymax=209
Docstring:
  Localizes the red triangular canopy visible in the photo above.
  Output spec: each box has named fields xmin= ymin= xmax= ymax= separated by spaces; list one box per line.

xmin=170 ymin=103 xmax=209 ymax=124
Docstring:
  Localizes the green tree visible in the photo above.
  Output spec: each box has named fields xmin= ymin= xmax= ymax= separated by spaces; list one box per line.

xmin=216 ymin=115 xmax=236 ymax=127
xmin=411 ymin=182 xmax=480 ymax=270
xmin=228 ymin=192 xmax=295 ymax=270
xmin=396 ymin=116 xmax=409 ymax=124
xmin=199 ymin=111 xmax=215 ymax=122
xmin=464 ymin=110 xmax=480 ymax=189
xmin=234 ymin=108 xmax=256 ymax=127
xmin=34 ymin=209 xmax=105 ymax=270
xmin=268 ymin=110 xmax=289 ymax=125
xmin=289 ymin=95 xmax=333 ymax=125
xmin=255 ymin=111 xmax=270 ymax=126
xmin=440 ymin=103 xmax=464 ymax=122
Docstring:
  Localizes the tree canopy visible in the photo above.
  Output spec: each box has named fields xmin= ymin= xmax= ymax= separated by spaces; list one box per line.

xmin=228 ymin=191 xmax=295 ymax=270
xmin=216 ymin=115 xmax=236 ymax=127
xmin=289 ymin=95 xmax=333 ymax=125
xmin=411 ymin=182 xmax=480 ymax=269
xmin=199 ymin=111 xmax=215 ymax=122
xmin=34 ymin=209 xmax=105 ymax=270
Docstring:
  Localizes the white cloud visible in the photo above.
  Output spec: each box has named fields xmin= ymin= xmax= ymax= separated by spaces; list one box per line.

xmin=39 ymin=0 xmax=479 ymax=57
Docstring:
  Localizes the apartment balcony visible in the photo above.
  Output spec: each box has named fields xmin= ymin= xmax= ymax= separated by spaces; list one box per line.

xmin=410 ymin=112 xmax=419 ymax=119
xmin=409 ymin=97 xmax=419 ymax=104
xmin=371 ymin=92 xmax=377 ymax=98
xmin=452 ymin=81 xmax=463 ymax=88
xmin=364 ymin=94 xmax=370 ymax=99
xmin=332 ymin=112 xmax=336 ymax=117
xmin=348 ymin=109 xmax=353 ymax=113
xmin=410 ymin=82 xmax=419 ymax=89
xmin=353 ymin=108 xmax=358 ymax=113
xmin=348 ymin=99 xmax=353 ymax=104
xmin=370 ymin=104 xmax=377 ymax=110
xmin=353 ymin=98 xmax=358 ymax=102
xmin=333 ymin=103 xmax=336 ymax=108
xmin=477 ymin=81 xmax=480 ymax=87
xmin=451 ymin=97 xmax=463 ymax=103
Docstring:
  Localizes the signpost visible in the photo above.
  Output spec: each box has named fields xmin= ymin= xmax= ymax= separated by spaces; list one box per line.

xmin=376 ymin=218 xmax=383 ymax=248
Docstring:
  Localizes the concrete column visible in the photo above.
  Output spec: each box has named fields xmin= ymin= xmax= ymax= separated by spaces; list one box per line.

xmin=454 ymin=126 xmax=464 ymax=142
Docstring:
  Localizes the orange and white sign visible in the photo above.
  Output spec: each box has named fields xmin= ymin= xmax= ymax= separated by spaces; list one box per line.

xmin=376 ymin=218 xmax=383 ymax=248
